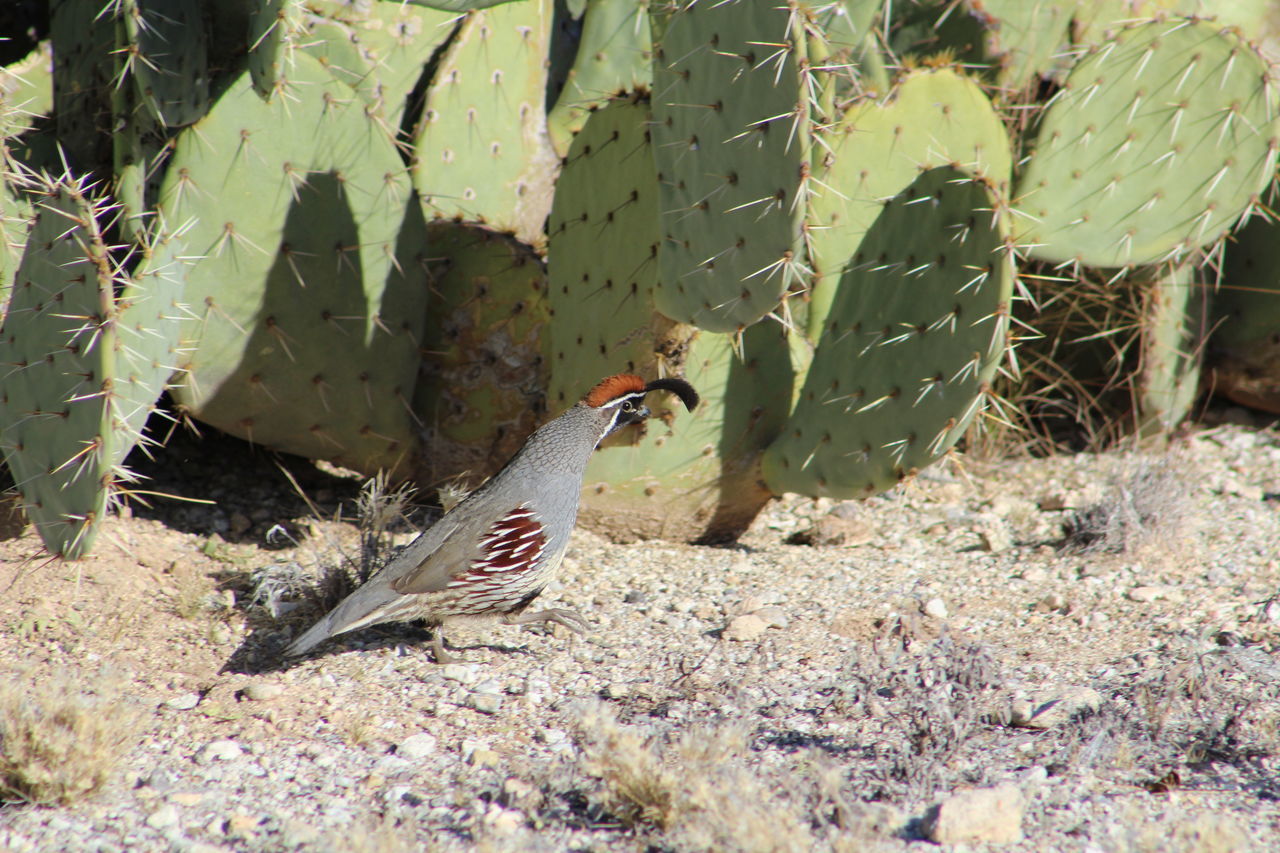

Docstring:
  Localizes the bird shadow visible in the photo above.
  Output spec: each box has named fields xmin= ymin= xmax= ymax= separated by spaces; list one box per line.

xmin=219 ymin=621 xmax=538 ymax=675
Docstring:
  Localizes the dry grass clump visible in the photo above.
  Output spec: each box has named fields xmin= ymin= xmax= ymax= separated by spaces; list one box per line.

xmin=836 ymin=633 xmax=1004 ymax=799
xmin=1063 ymin=456 xmax=1192 ymax=554
xmin=574 ymin=702 xmax=814 ymax=851
xmin=0 ymin=667 xmax=141 ymax=806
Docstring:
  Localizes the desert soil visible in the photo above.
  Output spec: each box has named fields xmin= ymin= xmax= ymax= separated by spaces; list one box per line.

xmin=1 ymin=415 xmax=1279 ymax=852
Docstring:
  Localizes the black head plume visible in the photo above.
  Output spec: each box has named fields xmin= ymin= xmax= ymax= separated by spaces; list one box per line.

xmin=644 ymin=377 xmax=699 ymax=412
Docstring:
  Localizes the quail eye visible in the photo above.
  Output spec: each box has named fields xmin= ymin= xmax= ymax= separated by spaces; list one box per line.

xmin=622 ymin=401 xmax=635 ymax=413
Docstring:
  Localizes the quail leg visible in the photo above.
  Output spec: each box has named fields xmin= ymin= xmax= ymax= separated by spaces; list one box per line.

xmin=431 ymin=629 xmax=459 ymax=665
xmin=503 ymin=608 xmax=590 ymax=635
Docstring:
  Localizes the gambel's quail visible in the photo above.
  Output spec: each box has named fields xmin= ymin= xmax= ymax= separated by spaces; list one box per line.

xmin=284 ymin=373 xmax=699 ymax=661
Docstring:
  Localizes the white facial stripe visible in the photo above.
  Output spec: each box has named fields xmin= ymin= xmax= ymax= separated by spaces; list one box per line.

xmin=598 ymin=391 xmax=648 ymax=410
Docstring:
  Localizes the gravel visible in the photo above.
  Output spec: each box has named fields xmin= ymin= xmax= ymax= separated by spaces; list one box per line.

xmin=1 ymin=425 xmax=1279 ymax=849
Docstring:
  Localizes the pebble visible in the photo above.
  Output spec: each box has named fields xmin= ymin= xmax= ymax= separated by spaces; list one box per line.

xmin=164 ymin=693 xmax=201 ymax=711
xmin=397 ymin=733 xmax=438 ymax=760
xmin=754 ymin=605 xmax=789 ymax=629
xmin=467 ymin=692 xmax=503 ymax=714
xmin=195 ymin=739 xmax=243 ymax=765
xmin=440 ymin=664 xmax=476 ymax=684
xmin=1020 ymin=567 xmax=1049 ymax=583
xmin=723 ymin=613 xmax=769 ymax=642
xmin=1128 ymin=586 xmax=1164 ymax=603
xmin=978 ymin=517 xmax=1014 ymax=553
xmin=243 ymin=682 xmax=284 ymax=702
xmin=1035 ymin=592 xmax=1069 ymax=613
xmin=924 ymin=783 xmax=1025 ymax=845
xmin=146 ymin=806 xmax=179 ymax=830
xmin=922 ymin=597 xmax=948 ymax=619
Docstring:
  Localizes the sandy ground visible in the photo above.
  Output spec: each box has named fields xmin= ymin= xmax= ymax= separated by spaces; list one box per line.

xmin=0 ymin=421 xmax=1278 ymax=851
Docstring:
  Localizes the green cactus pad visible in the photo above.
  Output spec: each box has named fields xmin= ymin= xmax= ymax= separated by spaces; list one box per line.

xmin=763 ymin=166 xmax=1013 ymax=499
xmin=248 ymin=0 xmax=306 ymax=100
xmin=649 ymin=0 xmax=809 ymax=333
xmin=0 ymin=42 xmax=54 ymax=138
xmin=302 ymin=3 xmax=461 ymax=132
xmin=159 ymin=54 xmax=426 ymax=476
xmin=546 ymin=0 xmax=652 ymax=156
xmin=0 ymin=179 xmax=183 ymax=557
xmin=121 ymin=0 xmax=210 ymax=127
xmin=1014 ymin=18 xmax=1279 ymax=268
xmin=50 ymin=0 xmax=116 ymax=171
xmin=578 ymin=321 xmax=794 ymax=542
xmin=806 ymin=67 xmax=1012 ymax=341
xmin=412 ymin=0 xmax=557 ymax=245
xmin=545 ymin=97 xmax=689 ymax=410
xmin=411 ymin=222 xmax=549 ymax=487
xmin=1137 ymin=260 xmax=1207 ymax=434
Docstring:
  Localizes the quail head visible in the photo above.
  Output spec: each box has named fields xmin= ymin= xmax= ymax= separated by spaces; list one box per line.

xmin=284 ymin=373 xmax=699 ymax=662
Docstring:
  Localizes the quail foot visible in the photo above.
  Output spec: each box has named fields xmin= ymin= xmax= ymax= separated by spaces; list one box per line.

xmin=284 ymin=373 xmax=699 ymax=662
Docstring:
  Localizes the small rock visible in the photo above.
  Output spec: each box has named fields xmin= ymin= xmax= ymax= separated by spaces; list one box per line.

xmin=209 ymin=623 xmax=233 ymax=644
xmin=229 ymin=512 xmax=252 ymax=536
xmin=226 ymin=813 xmax=259 ymax=835
xmin=723 ymin=613 xmax=769 ymax=642
xmin=623 ymin=590 xmax=647 ymax=604
xmin=467 ymin=692 xmax=503 ymax=714
xmin=1008 ymin=686 xmax=1102 ymax=729
xmin=164 ymin=693 xmax=200 ymax=711
xmin=440 ymin=664 xmax=476 ymax=684
xmin=243 ymin=682 xmax=284 ymax=702
xmin=1263 ymin=599 xmax=1280 ymax=624
xmin=195 ymin=739 xmax=243 ymax=765
xmin=397 ymin=733 xmax=438 ymax=760
xmin=147 ymin=805 xmax=180 ymax=830
xmin=1165 ymin=812 xmax=1250 ymax=853
xmin=1128 ymin=585 xmax=1164 ymax=603
xmin=1033 ymin=592 xmax=1069 ymax=613
xmin=465 ymin=744 xmax=500 ymax=767
xmin=145 ymin=768 xmax=178 ymax=792
xmin=922 ymin=597 xmax=948 ymax=620
xmin=169 ymin=791 xmax=205 ymax=806
xmin=978 ymin=518 xmax=1013 ymax=553
xmin=754 ymin=605 xmax=789 ymax=629
xmin=923 ymin=783 xmax=1024 ymax=845
xmin=601 ymin=682 xmax=628 ymax=700
xmin=1020 ymin=567 xmax=1048 ymax=583
xmin=788 ymin=513 xmax=875 ymax=547
xmin=1038 ymin=493 xmax=1070 ymax=511
xmin=503 ymin=777 xmax=535 ymax=799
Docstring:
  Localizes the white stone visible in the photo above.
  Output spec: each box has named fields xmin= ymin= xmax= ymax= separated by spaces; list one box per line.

xmin=146 ymin=805 xmax=180 ymax=830
xmin=723 ymin=613 xmax=769 ymax=641
xmin=922 ymin=597 xmax=948 ymax=619
xmin=195 ymin=739 xmax=243 ymax=765
xmin=1008 ymin=687 xmax=1102 ymax=729
xmin=398 ymin=732 xmax=438 ymax=760
xmin=924 ymin=783 xmax=1024 ymax=845
xmin=164 ymin=693 xmax=200 ymax=711
xmin=1128 ymin=586 xmax=1164 ymax=603
xmin=754 ymin=606 xmax=789 ymax=629
xmin=243 ymin=682 xmax=283 ymax=702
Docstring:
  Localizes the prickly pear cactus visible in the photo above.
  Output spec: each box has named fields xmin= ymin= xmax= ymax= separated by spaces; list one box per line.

xmin=120 ymin=0 xmax=210 ymax=127
xmin=1014 ymin=18 xmax=1279 ymax=268
xmin=249 ymin=0 xmax=307 ymax=100
xmin=763 ymin=166 xmax=1013 ymax=498
xmin=545 ymin=97 xmax=692 ymax=411
xmin=1137 ymin=260 xmax=1207 ymax=434
xmin=649 ymin=0 xmax=810 ymax=333
xmin=806 ymin=67 xmax=1012 ymax=340
xmin=546 ymin=0 xmax=652 ymax=155
xmin=302 ymin=2 xmax=460 ymax=132
xmin=412 ymin=222 xmax=550 ymax=488
xmin=412 ymin=0 xmax=558 ymax=245
xmin=158 ymin=54 xmax=426 ymax=476
xmin=0 ymin=177 xmax=184 ymax=557
xmin=579 ymin=322 xmax=794 ymax=542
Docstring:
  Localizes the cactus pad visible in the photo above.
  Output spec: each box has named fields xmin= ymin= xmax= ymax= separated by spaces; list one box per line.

xmin=122 ymin=0 xmax=210 ymax=127
xmin=649 ymin=0 xmax=809 ymax=333
xmin=412 ymin=222 xmax=549 ymax=487
xmin=546 ymin=98 xmax=688 ymax=411
xmin=579 ymin=322 xmax=794 ymax=542
xmin=159 ymin=53 xmax=425 ymax=476
xmin=1014 ymin=18 xmax=1278 ymax=268
xmin=1208 ymin=214 xmax=1280 ymax=413
xmin=807 ymin=67 xmax=1012 ymax=339
xmin=412 ymin=0 xmax=558 ymax=245
xmin=1137 ymin=260 xmax=1207 ymax=434
xmin=763 ymin=166 xmax=1013 ymax=499
xmin=546 ymin=0 xmax=652 ymax=155
xmin=0 ymin=178 xmax=184 ymax=556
